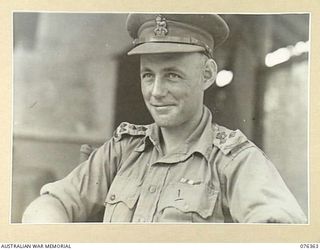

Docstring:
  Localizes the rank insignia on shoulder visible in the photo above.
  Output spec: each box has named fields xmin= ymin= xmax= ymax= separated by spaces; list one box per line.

xmin=213 ymin=124 xmax=249 ymax=155
xmin=113 ymin=122 xmax=148 ymax=142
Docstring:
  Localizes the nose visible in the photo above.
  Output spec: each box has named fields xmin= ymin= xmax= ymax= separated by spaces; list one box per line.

xmin=151 ymin=76 xmax=167 ymax=98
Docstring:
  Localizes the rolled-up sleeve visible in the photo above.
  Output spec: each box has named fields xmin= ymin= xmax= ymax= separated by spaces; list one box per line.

xmin=222 ymin=146 xmax=307 ymax=223
xmin=40 ymin=138 xmax=121 ymax=222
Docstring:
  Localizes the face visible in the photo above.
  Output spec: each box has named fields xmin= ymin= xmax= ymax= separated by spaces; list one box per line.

xmin=140 ymin=52 xmax=208 ymax=128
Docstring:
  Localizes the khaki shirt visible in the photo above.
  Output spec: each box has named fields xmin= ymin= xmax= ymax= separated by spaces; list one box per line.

xmin=41 ymin=107 xmax=307 ymax=223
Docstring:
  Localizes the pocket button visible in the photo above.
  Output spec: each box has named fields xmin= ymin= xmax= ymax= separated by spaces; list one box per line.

xmin=148 ymin=185 xmax=157 ymax=193
xmin=110 ymin=194 xmax=116 ymax=201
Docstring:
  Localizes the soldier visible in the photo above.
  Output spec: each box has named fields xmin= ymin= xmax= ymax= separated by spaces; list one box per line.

xmin=22 ymin=13 xmax=307 ymax=223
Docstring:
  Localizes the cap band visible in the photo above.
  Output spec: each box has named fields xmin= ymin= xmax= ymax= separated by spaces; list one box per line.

xmin=132 ymin=36 xmax=213 ymax=58
xmin=133 ymin=19 xmax=214 ymax=58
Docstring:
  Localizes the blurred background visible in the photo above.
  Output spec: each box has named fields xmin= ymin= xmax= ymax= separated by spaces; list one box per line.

xmin=12 ymin=13 xmax=309 ymax=223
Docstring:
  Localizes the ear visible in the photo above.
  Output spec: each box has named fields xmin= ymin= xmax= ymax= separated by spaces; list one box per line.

xmin=202 ymin=58 xmax=217 ymax=90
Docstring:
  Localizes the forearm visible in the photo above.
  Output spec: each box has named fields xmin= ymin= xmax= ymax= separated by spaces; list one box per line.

xmin=22 ymin=195 xmax=70 ymax=223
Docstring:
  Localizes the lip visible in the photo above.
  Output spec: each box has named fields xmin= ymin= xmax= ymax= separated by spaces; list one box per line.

xmin=150 ymin=103 xmax=175 ymax=107
xmin=150 ymin=104 xmax=175 ymax=113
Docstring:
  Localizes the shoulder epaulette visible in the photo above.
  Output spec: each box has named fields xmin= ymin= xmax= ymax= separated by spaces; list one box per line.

xmin=212 ymin=124 xmax=249 ymax=156
xmin=113 ymin=122 xmax=148 ymax=142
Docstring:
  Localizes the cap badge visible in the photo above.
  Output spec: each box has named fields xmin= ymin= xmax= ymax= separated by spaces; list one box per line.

xmin=154 ymin=15 xmax=168 ymax=36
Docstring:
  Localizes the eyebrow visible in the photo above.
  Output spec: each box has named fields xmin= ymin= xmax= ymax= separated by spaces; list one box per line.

xmin=140 ymin=67 xmax=152 ymax=72
xmin=163 ymin=67 xmax=183 ymax=73
xmin=140 ymin=66 xmax=185 ymax=75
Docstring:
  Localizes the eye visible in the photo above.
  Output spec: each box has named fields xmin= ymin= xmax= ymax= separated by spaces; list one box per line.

xmin=167 ymin=72 xmax=181 ymax=80
xmin=141 ymin=72 xmax=154 ymax=80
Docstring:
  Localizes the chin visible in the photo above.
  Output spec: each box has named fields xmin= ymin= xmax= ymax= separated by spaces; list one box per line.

xmin=154 ymin=121 xmax=173 ymax=128
xmin=153 ymin=116 xmax=182 ymax=128
xmin=148 ymin=109 xmax=182 ymax=127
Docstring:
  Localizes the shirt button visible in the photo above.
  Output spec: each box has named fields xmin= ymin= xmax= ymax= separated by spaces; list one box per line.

xmin=110 ymin=194 xmax=116 ymax=201
xmin=148 ymin=185 xmax=157 ymax=193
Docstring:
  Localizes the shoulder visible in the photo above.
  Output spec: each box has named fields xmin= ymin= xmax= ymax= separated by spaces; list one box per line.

xmin=113 ymin=122 xmax=149 ymax=142
xmin=212 ymin=123 xmax=253 ymax=157
xmin=212 ymin=124 xmax=273 ymax=174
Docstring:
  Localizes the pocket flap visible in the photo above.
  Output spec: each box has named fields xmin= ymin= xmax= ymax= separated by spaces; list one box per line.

xmin=158 ymin=182 xmax=219 ymax=218
xmin=104 ymin=175 xmax=140 ymax=209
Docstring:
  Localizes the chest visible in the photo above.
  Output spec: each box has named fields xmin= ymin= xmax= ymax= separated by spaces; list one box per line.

xmin=102 ymin=147 xmax=225 ymax=223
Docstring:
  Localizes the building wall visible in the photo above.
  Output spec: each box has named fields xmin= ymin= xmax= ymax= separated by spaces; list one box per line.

xmin=12 ymin=13 xmax=130 ymax=222
xmin=262 ymin=59 xmax=309 ymax=214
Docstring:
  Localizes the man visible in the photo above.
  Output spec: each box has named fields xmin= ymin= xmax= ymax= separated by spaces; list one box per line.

xmin=22 ymin=13 xmax=307 ymax=223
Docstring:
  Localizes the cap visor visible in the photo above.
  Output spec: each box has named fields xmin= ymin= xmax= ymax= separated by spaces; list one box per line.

xmin=127 ymin=43 xmax=205 ymax=55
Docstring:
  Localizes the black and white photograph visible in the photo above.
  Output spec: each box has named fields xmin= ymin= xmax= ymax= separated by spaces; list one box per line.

xmin=12 ymin=12 xmax=309 ymax=225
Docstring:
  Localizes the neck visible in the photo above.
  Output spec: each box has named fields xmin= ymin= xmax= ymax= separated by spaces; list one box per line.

xmin=159 ymin=107 xmax=204 ymax=155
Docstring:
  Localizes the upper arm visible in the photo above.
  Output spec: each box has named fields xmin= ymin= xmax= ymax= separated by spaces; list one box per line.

xmin=222 ymin=146 xmax=307 ymax=223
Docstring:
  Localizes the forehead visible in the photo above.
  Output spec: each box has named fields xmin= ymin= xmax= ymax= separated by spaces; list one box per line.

xmin=140 ymin=52 xmax=204 ymax=69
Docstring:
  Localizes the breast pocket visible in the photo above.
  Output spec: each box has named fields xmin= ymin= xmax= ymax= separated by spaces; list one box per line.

xmin=103 ymin=175 xmax=141 ymax=222
xmin=157 ymin=182 xmax=219 ymax=222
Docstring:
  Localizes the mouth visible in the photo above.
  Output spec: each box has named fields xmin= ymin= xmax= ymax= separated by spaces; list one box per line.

xmin=151 ymin=104 xmax=174 ymax=107
xmin=150 ymin=103 xmax=175 ymax=112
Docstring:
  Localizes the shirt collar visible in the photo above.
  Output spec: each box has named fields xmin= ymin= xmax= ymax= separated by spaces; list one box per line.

xmin=135 ymin=106 xmax=214 ymax=160
xmin=184 ymin=106 xmax=214 ymax=160
xmin=134 ymin=123 xmax=160 ymax=152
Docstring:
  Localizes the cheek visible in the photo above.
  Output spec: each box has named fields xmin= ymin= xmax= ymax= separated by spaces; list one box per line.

xmin=182 ymin=86 xmax=203 ymax=108
xmin=141 ymin=83 xmax=150 ymax=100
xmin=172 ymin=83 xmax=198 ymax=101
